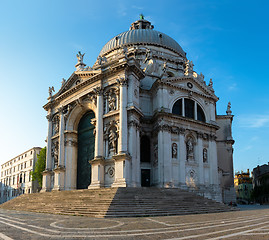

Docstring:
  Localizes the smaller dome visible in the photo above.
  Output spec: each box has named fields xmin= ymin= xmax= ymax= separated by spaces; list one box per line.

xmin=98 ymin=19 xmax=186 ymax=57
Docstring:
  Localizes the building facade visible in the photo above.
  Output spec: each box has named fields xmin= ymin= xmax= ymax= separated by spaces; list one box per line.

xmin=234 ymin=169 xmax=253 ymax=204
xmin=42 ymin=17 xmax=235 ymax=203
xmin=0 ymin=147 xmax=41 ymax=204
xmin=252 ymin=164 xmax=269 ymax=204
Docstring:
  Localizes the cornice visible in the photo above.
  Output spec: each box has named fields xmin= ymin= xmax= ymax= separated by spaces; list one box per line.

xmin=152 ymin=112 xmax=220 ymax=130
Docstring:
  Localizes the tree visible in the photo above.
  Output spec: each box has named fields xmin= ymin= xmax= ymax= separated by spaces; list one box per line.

xmin=31 ymin=147 xmax=46 ymax=189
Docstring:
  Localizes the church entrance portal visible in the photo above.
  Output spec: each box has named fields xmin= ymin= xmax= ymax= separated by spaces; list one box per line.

xmin=141 ymin=169 xmax=151 ymax=187
xmin=77 ymin=111 xmax=95 ymax=189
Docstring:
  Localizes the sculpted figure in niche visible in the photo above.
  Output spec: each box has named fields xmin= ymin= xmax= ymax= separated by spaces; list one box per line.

xmin=203 ymin=148 xmax=208 ymax=163
xmin=186 ymin=137 xmax=194 ymax=161
xmin=53 ymin=116 xmax=59 ymax=135
xmin=172 ymin=143 xmax=177 ymax=158
xmin=51 ymin=141 xmax=59 ymax=167
xmin=108 ymin=128 xmax=117 ymax=155
xmin=108 ymin=93 xmax=116 ymax=111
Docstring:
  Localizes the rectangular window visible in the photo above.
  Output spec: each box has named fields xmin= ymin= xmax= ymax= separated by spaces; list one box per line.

xmin=30 ymin=160 xmax=32 ymax=166
xmin=24 ymin=162 xmax=26 ymax=168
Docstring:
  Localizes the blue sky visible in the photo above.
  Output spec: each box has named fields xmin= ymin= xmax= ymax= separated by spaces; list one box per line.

xmin=0 ymin=0 xmax=268 ymax=174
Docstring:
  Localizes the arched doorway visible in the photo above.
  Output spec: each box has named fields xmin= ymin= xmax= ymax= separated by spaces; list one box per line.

xmin=77 ymin=111 xmax=95 ymax=189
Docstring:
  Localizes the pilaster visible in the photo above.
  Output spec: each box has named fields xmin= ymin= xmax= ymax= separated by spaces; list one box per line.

xmin=95 ymin=87 xmax=104 ymax=157
xmin=118 ymin=77 xmax=128 ymax=153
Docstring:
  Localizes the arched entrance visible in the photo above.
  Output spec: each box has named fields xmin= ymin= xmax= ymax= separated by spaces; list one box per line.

xmin=77 ymin=111 xmax=95 ymax=189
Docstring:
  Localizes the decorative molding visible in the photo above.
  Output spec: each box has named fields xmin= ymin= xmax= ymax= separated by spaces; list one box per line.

xmin=64 ymin=139 xmax=77 ymax=147
xmin=117 ymin=77 xmax=128 ymax=86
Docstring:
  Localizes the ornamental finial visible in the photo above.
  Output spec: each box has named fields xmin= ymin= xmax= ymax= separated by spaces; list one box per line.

xmin=226 ymin=101 xmax=232 ymax=115
xmin=140 ymin=14 xmax=144 ymax=20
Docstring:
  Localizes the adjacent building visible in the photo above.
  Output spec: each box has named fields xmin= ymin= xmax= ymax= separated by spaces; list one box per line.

xmin=42 ymin=17 xmax=235 ymax=203
xmin=234 ymin=169 xmax=252 ymax=204
xmin=252 ymin=164 xmax=269 ymax=204
xmin=0 ymin=147 xmax=41 ymax=204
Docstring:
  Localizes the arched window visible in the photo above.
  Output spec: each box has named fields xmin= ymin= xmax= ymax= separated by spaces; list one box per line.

xmin=197 ymin=105 xmax=206 ymax=122
xmin=172 ymin=98 xmax=206 ymax=122
xmin=172 ymin=99 xmax=182 ymax=115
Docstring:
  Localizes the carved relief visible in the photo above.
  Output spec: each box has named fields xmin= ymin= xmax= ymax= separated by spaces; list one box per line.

xmin=52 ymin=115 xmax=59 ymax=136
xmin=108 ymin=92 xmax=117 ymax=111
xmin=172 ymin=143 xmax=177 ymax=158
xmin=186 ymin=169 xmax=197 ymax=187
xmin=88 ymin=93 xmax=97 ymax=106
xmin=106 ymin=166 xmax=115 ymax=178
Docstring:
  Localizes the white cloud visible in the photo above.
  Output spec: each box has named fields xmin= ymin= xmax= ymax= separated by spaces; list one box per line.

xmin=117 ymin=2 xmax=127 ymax=16
xmin=238 ymin=115 xmax=269 ymax=128
xmin=228 ymin=83 xmax=237 ymax=91
xmin=131 ymin=5 xmax=143 ymax=10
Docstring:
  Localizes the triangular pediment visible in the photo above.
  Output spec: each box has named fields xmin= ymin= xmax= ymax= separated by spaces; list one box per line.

xmin=163 ymin=76 xmax=218 ymax=100
xmin=54 ymin=70 xmax=101 ymax=97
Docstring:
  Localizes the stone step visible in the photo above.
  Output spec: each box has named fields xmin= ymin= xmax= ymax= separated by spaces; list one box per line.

xmin=0 ymin=187 xmax=237 ymax=218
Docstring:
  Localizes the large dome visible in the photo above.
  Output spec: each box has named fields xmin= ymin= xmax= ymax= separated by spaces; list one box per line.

xmin=98 ymin=18 xmax=186 ymax=57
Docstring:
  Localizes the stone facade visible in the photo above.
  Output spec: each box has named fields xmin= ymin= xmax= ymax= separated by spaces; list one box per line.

xmin=0 ymin=147 xmax=41 ymax=204
xmin=42 ymin=18 xmax=235 ymax=203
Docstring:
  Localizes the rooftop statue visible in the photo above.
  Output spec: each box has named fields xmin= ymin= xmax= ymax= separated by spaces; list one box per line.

xmin=76 ymin=51 xmax=85 ymax=63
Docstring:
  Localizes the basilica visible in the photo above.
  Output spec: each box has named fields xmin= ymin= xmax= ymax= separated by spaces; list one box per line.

xmin=42 ymin=17 xmax=235 ymax=203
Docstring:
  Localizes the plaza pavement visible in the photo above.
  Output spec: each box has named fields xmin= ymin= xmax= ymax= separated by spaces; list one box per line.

xmin=0 ymin=205 xmax=269 ymax=239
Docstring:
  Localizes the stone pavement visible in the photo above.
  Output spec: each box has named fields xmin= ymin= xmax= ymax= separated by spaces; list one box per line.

xmin=0 ymin=207 xmax=269 ymax=239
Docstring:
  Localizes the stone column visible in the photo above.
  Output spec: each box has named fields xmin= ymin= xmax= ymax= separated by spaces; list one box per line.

xmin=64 ymin=133 xmax=77 ymax=190
xmin=95 ymin=89 xmax=104 ymax=157
xmin=182 ymin=98 xmax=185 ymax=116
xmin=163 ymin=128 xmax=172 ymax=187
xmin=179 ymin=132 xmax=186 ymax=187
xmin=157 ymin=128 xmax=164 ymax=187
xmin=128 ymin=121 xmax=137 ymax=186
xmin=53 ymin=107 xmax=66 ymax=191
xmin=136 ymin=125 xmax=141 ymax=186
xmin=89 ymin=87 xmax=104 ymax=189
xmin=112 ymin=77 xmax=130 ymax=187
xmin=197 ymin=134 xmax=204 ymax=185
xmin=194 ymin=102 xmax=198 ymax=120
xmin=41 ymin=114 xmax=53 ymax=192
xmin=118 ymin=78 xmax=128 ymax=153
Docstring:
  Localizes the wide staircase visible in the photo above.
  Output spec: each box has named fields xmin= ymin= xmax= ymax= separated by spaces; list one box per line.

xmin=0 ymin=188 xmax=237 ymax=218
